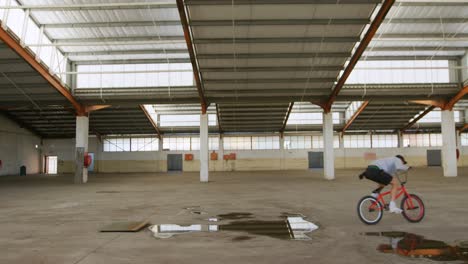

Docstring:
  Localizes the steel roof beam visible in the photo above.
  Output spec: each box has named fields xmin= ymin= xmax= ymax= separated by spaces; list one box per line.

xmin=397 ymin=1 xmax=468 ymax=7
xmin=215 ymin=104 xmax=223 ymax=133
xmin=177 ymin=0 xmax=207 ymax=113
xmin=445 ymin=85 xmax=468 ymax=111
xmin=342 ymin=101 xmax=370 ymax=133
xmin=43 ymin=21 xmax=181 ymax=29
xmin=325 ymin=0 xmax=395 ymax=112
xmin=0 ymin=59 xmax=26 ymax=64
xmin=366 ymin=46 xmax=467 ymax=52
xmin=458 ymin=124 xmax=468 ymax=134
xmin=279 ymin=102 xmax=295 ymax=133
xmin=197 ymin=52 xmax=350 ymax=59
xmin=194 ymin=37 xmax=359 ymax=44
xmin=204 ymin=78 xmax=336 ymax=84
xmin=185 ymin=0 xmax=381 ymax=4
xmin=384 ymin=18 xmax=467 ymax=24
xmin=73 ymin=58 xmax=190 ymax=65
xmin=0 ymin=2 xmax=176 ymax=10
xmin=140 ymin=105 xmax=162 ymax=139
xmin=191 ymin=18 xmax=370 ymax=26
xmin=401 ymin=106 xmax=436 ymax=131
xmin=0 ymin=26 xmax=85 ymax=115
xmin=47 ymin=36 xmax=185 ymax=44
xmin=201 ymin=66 xmax=343 ymax=72
xmin=28 ymin=40 xmax=185 ymax=47
xmin=66 ymin=49 xmax=188 ymax=56
xmin=358 ymin=56 xmax=462 ymax=60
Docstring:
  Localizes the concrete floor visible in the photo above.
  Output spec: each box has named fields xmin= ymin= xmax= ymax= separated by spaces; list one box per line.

xmin=0 ymin=167 xmax=467 ymax=264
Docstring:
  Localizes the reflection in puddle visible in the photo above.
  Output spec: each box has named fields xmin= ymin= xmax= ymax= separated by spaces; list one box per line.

xmin=217 ymin=212 xmax=253 ymax=220
xmin=149 ymin=216 xmax=318 ymax=240
xmin=364 ymin=232 xmax=468 ymax=262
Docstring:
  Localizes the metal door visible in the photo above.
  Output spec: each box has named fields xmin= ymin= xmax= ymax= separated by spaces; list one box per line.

xmin=167 ymin=154 xmax=183 ymax=171
xmin=427 ymin=149 xmax=441 ymax=166
xmin=308 ymin=152 xmax=324 ymax=169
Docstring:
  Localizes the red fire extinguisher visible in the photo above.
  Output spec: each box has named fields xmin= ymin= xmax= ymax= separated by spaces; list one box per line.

xmin=84 ymin=153 xmax=92 ymax=168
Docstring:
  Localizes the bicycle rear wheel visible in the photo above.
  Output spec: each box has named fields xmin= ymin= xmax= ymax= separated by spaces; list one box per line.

xmin=401 ymin=194 xmax=425 ymax=223
xmin=357 ymin=196 xmax=383 ymax=225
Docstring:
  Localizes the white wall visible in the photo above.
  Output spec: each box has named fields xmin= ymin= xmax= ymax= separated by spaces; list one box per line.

xmin=0 ymin=115 xmax=41 ymax=176
xmin=42 ymin=136 xmax=468 ymax=174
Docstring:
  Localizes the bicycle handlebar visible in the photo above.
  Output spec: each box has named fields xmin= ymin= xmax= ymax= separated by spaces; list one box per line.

xmin=395 ymin=170 xmax=409 ymax=185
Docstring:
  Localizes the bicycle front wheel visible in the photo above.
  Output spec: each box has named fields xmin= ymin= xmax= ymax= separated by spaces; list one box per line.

xmin=357 ymin=196 xmax=383 ymax=225
xmin=401 ymin=194 xmax=425 ymax=223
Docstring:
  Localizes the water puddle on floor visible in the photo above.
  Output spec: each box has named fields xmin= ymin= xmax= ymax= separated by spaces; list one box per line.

xmin=148 ymin=213 xmax=318 ymax=241
xmin=364 ymin=232 xmax=468 ymax=262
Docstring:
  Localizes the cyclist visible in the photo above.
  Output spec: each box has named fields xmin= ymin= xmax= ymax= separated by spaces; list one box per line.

xmin=359 ymin=155 xmax=410 ymax=214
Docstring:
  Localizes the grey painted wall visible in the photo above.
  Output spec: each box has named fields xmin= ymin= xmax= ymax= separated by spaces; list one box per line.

xmin=0 ymin=115 xmax=41 ymax=176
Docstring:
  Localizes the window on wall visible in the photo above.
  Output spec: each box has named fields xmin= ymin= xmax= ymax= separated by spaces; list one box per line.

xmin=429 ymin=134 xmax=442 ymax=147
xmin=209 ymin=137 xmax=219 ymax=151
xmin=402 ymin=133 xmax=443 ymax=147
xmin=372 ymin=134 xmax=398 ymax=148
xmin=344 ymin=135 xmax=371 ymax=148
xmin=103 ymin=138 xmax=131 ymax=152
xmin=284 ymin=136 xmax=312 ymax=149
xmin=163 ymin=137 xmax=191 ymax=151
xmin=284 ymin=135 xmax=340 ymax=149
xmin=191 ymin=137 xmax=200 ymax=151
xmin=347 ymin=60 xmax=450 ymax=84
xmin=252 ymin=136 xmax=280 ymax=150
xmin=311 ymin=135 xmax=324 ymax=149
xmin=191 ymin=137 xmax=219 ymax=151
xmin=461 ymin=133 xmax=468 ymax=146
xmin=76 ymin=63 xmax=194 ymax=88
xmin=103 ymin=137 xmax=159 ymax=152
xmin=417 ymin=110 xmax=461 ymax=123
xmin=159 ymin=114 xmax=217 ymax=127
xmin=223 ymin=137 xmax=252 ymax=150
xmin=130 ymin=137 xmax=159 ymax=151
xmin=287 ymin=112 xmax=341 ymax=125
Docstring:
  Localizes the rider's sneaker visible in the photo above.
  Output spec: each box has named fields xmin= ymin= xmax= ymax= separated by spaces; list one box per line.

xmin=371 ymin=193 xmax=379 ymax=199
xmin=389 ymin=202 xmax=403 ymax=214
xmin=389 ymin=207 xmax=403 ymax=214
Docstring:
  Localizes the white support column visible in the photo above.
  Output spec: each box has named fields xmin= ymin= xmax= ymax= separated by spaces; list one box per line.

xmin=159 ymin=137 xmax=164 ymax=151
xmin=323 ymin=112 xmax=335 ymax=180
xmin=397 ymin=131 xmax=404 ymax=148
xmin=339 ymin=133 xmax=344 ymax=149
xmin=200 ymin=113 xmax=209 ymax=182
xmin=441 ymin=110 xmax=457 ymax=177
xmin=75 ymin=116 xmax=89 ymax=183
xmin=280 ymin=135 xmax=285 ymax=170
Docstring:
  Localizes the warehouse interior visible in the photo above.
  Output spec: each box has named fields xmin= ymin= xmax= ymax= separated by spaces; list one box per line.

xmin=0 ymin=0 xmax=467 ymax=263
